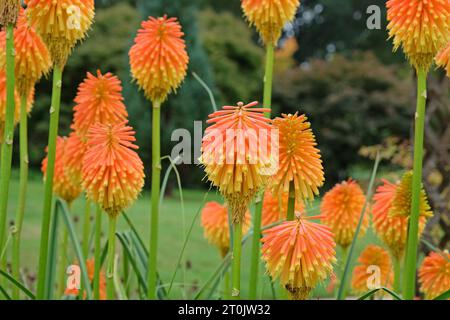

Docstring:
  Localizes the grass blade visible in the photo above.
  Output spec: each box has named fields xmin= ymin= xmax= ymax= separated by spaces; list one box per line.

xmin=0 ymin=269 xmax=35 ymax=299
xmin=0 ymin=285 xmax=11 ymax=300
xmin=192 ymin=72 xmax=217 ymax=112
xmin=357 ymin=287 xmax=402 ymax=300
xmin=433 ymin=289 xmax=450 ymax=300
xmin=45 ymin=199 xmax=59 ymax=299
xmin=117 ymin=232 xmax=147 ymax=293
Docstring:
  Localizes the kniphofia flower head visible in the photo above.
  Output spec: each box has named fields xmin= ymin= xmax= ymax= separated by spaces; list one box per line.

xmin=418 ymin=251 xmax=450 ymax=299
xmin=0 ymin=0 xmax=20 ymax=26
xmin=241 ymin=0 xmax=301 ymax=45
xmin=351 ymin=245 xmax=394 ymax=295
xmin=372 ymin=179 xmax=427 ymax=260
xmin=25 ymin=0 xmax=95 ymax=67
xmin=201 ymin=201 xmax=251 ymax=257
xmin=261 ymin=191 xmax=304 ymax=227
xmin=64 ymin=131 xmax=87 ymax=186
xmin=42 ymin=136 xmax=82 ymax=205
xmin=200 ymin=101 xmax=274 ymax=223
xmin=72 ymin=71 xmax=128 ymax=139
xmin=261 ymin=212 xmax=336 ymax=300
xmin=321 ymin=179 xmax=369 ymax=248
xmin=387 ymin=0 xmax=450 ymax=70
xmin=436 ymin=42 xmax=450 ymax=76
xmin=0 ymin=8 xmax=51 ymax=96
xmin=129 ymin=16 xmax=189 ymax=103
xmin=82 ymin=122 xmax=145 ymax=217
xmin=65 ymin=259 xmax=106 ymax=300
xmin=389 ymin=171 xmax=433 ymax=218
xmin=271 ymin=113 xmax=324 ymax=204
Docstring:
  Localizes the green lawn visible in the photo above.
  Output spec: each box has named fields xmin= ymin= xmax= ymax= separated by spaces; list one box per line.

xmin=4 ymin=169 xmax=383 ymax=299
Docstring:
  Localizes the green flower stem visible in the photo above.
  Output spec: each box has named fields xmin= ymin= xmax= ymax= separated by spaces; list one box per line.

xmin=393 ymin=256 xmax=401 ymax=293
xmin=248 ymin=41 xmax=275 ymax=300
xmin=11 ymin=94 xmax=29 ymax=300
xmin=148 ymin=100 xmax=161 ymax=300
xmin=56 ymin=228 xmax=68 ymax=297
xmin=403 ymin=68 xmax=428 ymax=300
xmin=223 ymin=269 xmax=230 ymax=299
xmin=36 ymin=65 xmax=63 ymax=300
xmin=82 ymin=200 xmax=91 ymax=258
xmin=106 ymin=215 xmax=117 ymax=300
xmin=338 ymin=246 xmax=349 ymax=299
xmin=231 ymin=222 xmax=243 ymax=300
xmin=0 ymin=24 xmax=16 ymax=268
xmin=93 ymin=205 xmax=102 ymax=300
xmin=286 ymin=182 xmax=296 ymax=221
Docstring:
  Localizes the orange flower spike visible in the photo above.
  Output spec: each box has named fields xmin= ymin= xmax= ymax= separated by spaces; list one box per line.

xmin=25 ymin=0 xmax=95 ymax=67
xmin=372 ymin=179 xmax=427 ymax=260
xmin=389 ymin=171 xmax=433 ymax=218
xmin=436 ymin=42 xmax=450 ymax=76
xmin=64 ymin=131 xmax=87 ymax=186
xmin=261 ymin=213 xmax=336 ymax=300
xmin=129 ymin=16 xmax=189 ymax=103
xmin=41 ymin=136 xmax=82 ymax=205
xmin=351 ymin=245 xmax=394 ymax=295
xmin=242 ymin=0 xmax=301 ymax=45
xmin=418 ymin=251 xmax=450 ymax=300
xmin=72 ymin=71 xmax=128 ymax=139
xmin=271 ymin=113 xmax=324 ymax=203
xmin=201 ymin=201 xmax=251 ymax=257
xmin=0 ymin=8 xmax=51 ymax=96
xmin=0 ymin=0 xmax=20 ymax=26
xmin=321 ymin=179 xmax=369 ymax=249
xmin=200 ymin=101 xmax=274 ymax=223
xmin=261 ymin=191 xmax=304 ymax=227
xmin=387 ymin=0 xmax=450 ymax=71
xmin=82 ymin=122 xmax=145 ymax=217
xmin=64 ymin=259 xmax=107 ymax=300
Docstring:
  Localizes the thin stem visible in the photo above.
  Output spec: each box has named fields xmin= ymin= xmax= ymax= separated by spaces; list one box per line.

xmin=82 ymin=200 xmax=91 ymax=258
xmin=286 ymin=182 xmax=295 ymax=221
xmin=148 ymin=100 xmax=161 ymax=299
xmin=338 ymin=246 xmax=349 ymax=299
xmin=403 ymin=68 xmax=428 ymax=300
xmin=0 ymin=24 xmax=16 ymax=270
xmin=56 ymin=228 xmax=68 ymax=297
xmin=223 ymin=269 xmax=230 ymax=299
xmin=36 ymin=65 xmax=63 ymax=300
xmin=11 ymin=94 xmax=29 ymax=300
xmin=231 ymin=222 xmax=243 ymax=300
xmin=394 ymin=256 xmax=401 ymax=293
xmin=106 ymin=215 xmax=117 ymax=300
xmin=93 ymin=205 xmax=102 ymax=300
xmin=248 ymin=41 xmax=275 ymax=300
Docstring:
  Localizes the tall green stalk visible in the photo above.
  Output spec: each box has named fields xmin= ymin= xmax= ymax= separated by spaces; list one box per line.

xmin=106 ymin=215 xmax=117 ymax=300
xmin=231 ymin=222 xmax=243 ymax=300
xmin=93 ymin=205 xmax=102 ymax=300
xmin=56 ymin=228 xmax=68 ymax=297
xmin=82 ymin=200 xmax=91 ymax=258
xmin=11 ymin=95 xmax=28 ymax=300
xmin=403 ymin=69 xmax=428 ymax=300
xmin=393 ymin=257 xmax=401 ymax=293
xmin=0 ymin=24 xmax=16 ymax=266
xmin=286 ymin=182 xmax=295 ymax=221
xmin=148 ymin=101 xmax=161 ymax=299
xmin=248 ymin=42 xmax=275 ymax=300
xmin=36 ymin=65 xmax=64 ymax=300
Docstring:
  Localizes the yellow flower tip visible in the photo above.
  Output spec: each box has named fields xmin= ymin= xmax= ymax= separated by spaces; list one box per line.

xmin=261 ymin=191 xmax=304 ymax=227
xmin=241 ymin=0 xmax=301 ymax=45
xmin=82 ymin=122 xmax=145 ymax=217
xmin=436 ymin=42 xmax=450 ymax=76
xmin=200 ymin=101 xmax=274 ymax=224
xmin=0 ymin=0 xmax=20 ymax=26
xmin=64 ymin=131 xmax=87 ymax=186
xmin=25 ymin=0 xmax=95 ymax=67
xmin=419 ymin=251 xmax=450 ymax=300
xmin=72 ymin=70 xmax=128 ymax=139
xmin=372 ymin=179 xmax=427 ymax=260
xmin=261 ymin=214 xmax=336 ymax=300
xmin=0 ymin=8 xmax=52 ymax=96
xmin=271 ymin=113 xmax=324 ymax=204
xmin=386 ymin=0 xmax=450 ymax=71
xmin=351 ymin=245 xmax=394 ymax=295
xmin=389 ymin=171 xmax=433 ymax=219
xmin=201 ymin=201 xmax=251 ymax=257
xmin=129 ymin=15 xmax=189 ymax=103
xmin=41 ymin=136 xmax=82 ymax=205
xmin=321 ymin=179 xmax=370 ymax=249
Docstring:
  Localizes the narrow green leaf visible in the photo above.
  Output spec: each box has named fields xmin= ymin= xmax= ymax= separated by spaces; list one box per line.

xmin=45 ymin=200 xmax=60 ymax=299
xmin=357 ymin=287 xmax=402 ymax=300
xmin=117 ymin=232 xmax=147 ymax=292
xmin=0 ymin=285 xmax=11 ymax=299
xmin=0 ymin=269 xmax=35 ymax=299
xmin=433 ymin=289 xmax=450 ymax=300
xmin=192 ymin=72 xmax=217 ymax=112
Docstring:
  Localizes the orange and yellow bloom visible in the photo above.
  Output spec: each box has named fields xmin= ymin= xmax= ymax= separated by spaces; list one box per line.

xmin=436 ymin=42 xmax=450 ymax=76
xmin=65 ymin=259 xmax=106 ymax=300
xmin=64 ymin=131 xmax=87 ymax=186
xmin=418 ymin=251 xmax=450 ymax=299
xmin=261 ymin=191 xmax=304 ymax=227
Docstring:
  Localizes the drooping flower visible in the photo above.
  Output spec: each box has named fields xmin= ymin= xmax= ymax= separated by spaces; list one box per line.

xmin=271 ymin=113 xmax=324 ymax=204
xmin=0 ymin=8 xmax=52 ymax=96
xmin=25 ymin=0 xmax=95 ymax=67
xmin=436 ymin=42 xmax=450 ymax=76
xmin=64 ymin=259 xmax=106 ymax=300
xmin=200 ymin=101 xmax=274 ymax=223
xmin=82 ymin=122 xmax=145 ymax=217
xmin=321 ymin=179 xmax=369 ymax=248
xmin=72 ymin=70 xmax=128 ymax=139
xmin=418 ymin=251 xmax=450 ymax=300
xmin=386 ymin=0 xmax=450 ymax=70
xmin=201 ymin=201 xmax=251 ymax=257
xmin=261 ymin=213 xmax=336 ymax=300
xmin=64 ymin=131 xmax=87 ymax=186
xmin=241 ymin=0 xmax=301 ymax=45
xmin=351 ymin=245 xmax=394 ymax=295
xmin=389 ymin=171 xmax=433 ymax=218
xmin=261 ymin=191 xmax=304 ymax=227
xmin=129 ymin=16 xmax=189 ymax=103
xmin=41 ymin=136 xmax=82 ymax=205
xmin=372 ymin=179 xmax=427 ymax=260
xmin=0 ymin=0 xmax=20 ymax=26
